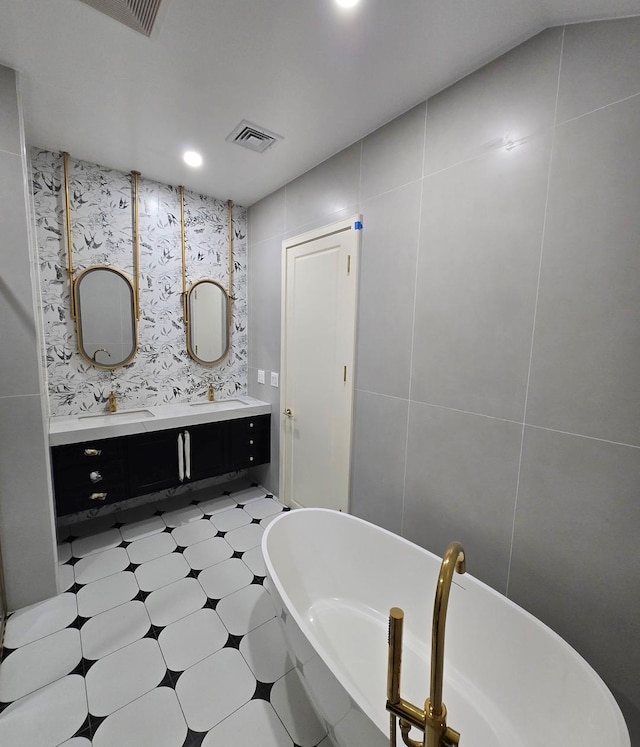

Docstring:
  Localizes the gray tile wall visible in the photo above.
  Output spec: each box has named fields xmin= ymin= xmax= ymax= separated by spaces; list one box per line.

xmin=246 ymin=19 xmax=640 ymax=738
xmin=0 ymin=65 xmax=58 ymax=610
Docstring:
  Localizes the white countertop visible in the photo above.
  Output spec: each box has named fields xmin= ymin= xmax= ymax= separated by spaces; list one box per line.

xmin=49 ymin=396 xmax=271 ymax=447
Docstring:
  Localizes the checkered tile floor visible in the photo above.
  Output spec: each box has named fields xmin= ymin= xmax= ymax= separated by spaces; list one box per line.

xmin=0 ymin=481 xmax=334 ymax=747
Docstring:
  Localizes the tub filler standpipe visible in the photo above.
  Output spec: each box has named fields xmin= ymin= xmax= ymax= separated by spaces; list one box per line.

xmin=386 ymin=541 xmax=466 ymax=747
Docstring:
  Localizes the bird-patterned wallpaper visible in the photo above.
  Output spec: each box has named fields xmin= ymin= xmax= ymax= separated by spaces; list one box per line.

xmin=30 ymin=148 xmax=248 ymax=417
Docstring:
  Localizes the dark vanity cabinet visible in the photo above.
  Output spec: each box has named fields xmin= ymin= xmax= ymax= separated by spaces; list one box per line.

xmin=126 ymin=429 xmax=184 ymax=497
xmin=127 ymin=420 xmax=228 ymax=497
xmin=51 ymin=415 xmax=270 ymax=516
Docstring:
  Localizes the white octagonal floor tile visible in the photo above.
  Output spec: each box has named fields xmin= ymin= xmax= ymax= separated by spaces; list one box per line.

xmin=81 ymin=600 xmax=150 ymax=660
xmin=216 ymin=584 xmax=276 ymax=636
xmin=161 ymin=505 xmax=204 ymax=528
xmin=86 ymin=638 xmax=167 ymax=717
xmin=74 ymin=547 xmax=130 ymax=586
xmin=241 ymin=546 xmax=267 ymax=577
xmin=198 ymin=495 xmax=236 ymax=515
xmin=120 ymin=515 xmax=166 ymax=543
xmin=239 ymin=618 xmax=294 ymax=683
xmin=58 ymin=542 xmax=72 ymax=564
xmin=0 ymin=675 xmax=87 ymax=747
xmin=58 ymin=563 xmax=75 ymax=592
xmin=202 ymin=699 xmax=293 ymax=747
xmin=135 ymin=552 xmax=190 ymax=592
xmin=92 ymin=687 xmax=187 ymax=747
xmin=270 ymin=668 xmax=326 ymax=747
xmin=76 ymin=571 xmax=138 ymax=617
xmin=243 ymin=497 xmax=283 ymax=520
xmin=183 ymin=536 xmax=233 ymax=571
xmin=127 ymin=532 xmax=176 ymax=565
xmin=145 ymin=577 xmax=206 ymax=627
xmin=225 ymin=523 xmax=264 ymax=552
xmin=4 ymin=592 xmax=77 ymax=648
xmin=0 ymin=628 xmax=81 ymax=703
xmin=230 ymin=486 xmax=268 ymax=505
xmin=158 ymin=608 xmax=228 ymax=671
xmin=71 ymin=528 xmax=123 ymax=558
xmin=210 ymin=508 xmax=251 ymax=533
xmin=175 ymin=648 xmax=255 ymax=732
xmin=198 ymin=558 xmax=253 ymax=600
xmin=172 ymin=519 xmax=217 ymax=547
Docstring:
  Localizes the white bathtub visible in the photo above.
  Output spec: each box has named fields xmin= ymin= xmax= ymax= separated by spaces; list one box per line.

xmin=262 ymin=508 xmax=630 ymax=747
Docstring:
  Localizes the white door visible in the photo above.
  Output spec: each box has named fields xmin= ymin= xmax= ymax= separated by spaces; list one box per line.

xmin=280 ymin=217 xmax=360 ymax=511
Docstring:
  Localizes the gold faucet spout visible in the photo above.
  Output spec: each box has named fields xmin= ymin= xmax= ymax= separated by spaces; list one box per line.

xmin=208 ymin=383 xmax=215 ymax=401
xmin=428 ymin=542 xmax=465 ymax=723
xmin=108 ymin=391 xmax=117 ymax=413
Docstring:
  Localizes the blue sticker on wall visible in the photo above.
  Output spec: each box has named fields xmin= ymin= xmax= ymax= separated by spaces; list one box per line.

xmin=354 ymin=221 xmax=363 ymax=230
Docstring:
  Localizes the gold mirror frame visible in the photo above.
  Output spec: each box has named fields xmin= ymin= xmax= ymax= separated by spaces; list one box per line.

xmin=180 ymin=186 xmax=233 ymax=367
xmin=62 ymin=152 xmax=141 ymax=369
xmin=73 ymin=266 xmax=138 ymax=369
xmin=185 ymin=279 xmax=229 ymax=366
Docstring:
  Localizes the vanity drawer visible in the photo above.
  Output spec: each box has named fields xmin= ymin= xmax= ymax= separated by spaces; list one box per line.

xmin=54 ymin=460 xmax=126 ymax=490
xmin=52 ymin=438 xmax=126 ymax=467
xmin=55 ymin=482 xmax=129 ymax=516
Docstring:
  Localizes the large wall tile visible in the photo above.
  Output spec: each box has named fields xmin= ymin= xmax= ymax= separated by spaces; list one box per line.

xmin=424 ymin=28 xmax=562 ymax=175
xmin=360 ymin=103 xmax=426 ymax=200
xmin=509 ymin=426 xmax=640 ymax=729
xmin=248 ymin=236 xmax=282 ymax=373
xmin=350 ymin=390 xmax=409 ymax=535
xmin=526 ymin=96 xmax=640 ymax=446
xmin=284 ymin=143 xmax=361 ymax=233
xmin=356 ymin=182 xmax=421 ymax=399
xmin=248 ymin=188 xmax=285 ymax=245
xmin=0 ymin=394 xmax=58 ymax=609
xmin=0 ymin=65 xmax=21 ymax=155
xmin=403 ymin=402 xmax=521 ymax=592
xmin=412 ymin=132 xmax=552 ymax=421
xmin=556 ymin=17 xmax=640 ymax=124
xmin=0 ymin=151 xmax=40 ymax=398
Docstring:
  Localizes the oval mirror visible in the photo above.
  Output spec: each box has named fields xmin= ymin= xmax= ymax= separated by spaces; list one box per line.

xmin=186 ymin=279 xmax=229 ymax=365
xmin=74 ymin=267 xmax=137 ymax=368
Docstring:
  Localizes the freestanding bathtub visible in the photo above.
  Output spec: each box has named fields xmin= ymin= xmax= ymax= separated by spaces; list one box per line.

xmin=262 ymin=508 xmax=630 ymax=747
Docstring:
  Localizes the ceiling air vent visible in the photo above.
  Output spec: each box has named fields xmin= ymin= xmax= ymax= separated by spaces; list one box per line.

xmin=226 ymin=120 xmax=284 ymax=154
xmin=77 ymin=0 xmax=167 ymax=37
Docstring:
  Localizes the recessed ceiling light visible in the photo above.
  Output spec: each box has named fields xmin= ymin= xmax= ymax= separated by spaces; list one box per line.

xmin=335 ymin=0 xmax=359 ymax=7
xmin=183 ymin=150 xmax=203 ymax=167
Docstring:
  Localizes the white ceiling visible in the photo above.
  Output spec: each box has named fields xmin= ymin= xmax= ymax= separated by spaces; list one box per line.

xmin=1 ymin=0 xmax=639 ymax=206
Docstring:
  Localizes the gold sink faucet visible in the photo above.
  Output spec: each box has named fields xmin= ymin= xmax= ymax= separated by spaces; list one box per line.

xmin=108 ymin=391 xmax=117 ymax=413
xmin=387 ymin=541 xmax=466 ymax=747
xmin=208 ymin=383 xmax=216 ymax=401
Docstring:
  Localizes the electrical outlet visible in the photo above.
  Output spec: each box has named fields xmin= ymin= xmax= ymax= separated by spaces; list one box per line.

xmin=270 ymin=372 xmax=279 ymax=388
xmin=257 ymin=369 xmax=265 ymax=384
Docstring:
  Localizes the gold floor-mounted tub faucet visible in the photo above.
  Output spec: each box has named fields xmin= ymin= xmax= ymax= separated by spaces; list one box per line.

xmin=386 ymin=542 xmax=466 ymax=747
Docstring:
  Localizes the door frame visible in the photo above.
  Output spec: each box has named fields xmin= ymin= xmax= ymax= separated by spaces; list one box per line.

xmin=279 ymin=215 xmax=362 ymax=509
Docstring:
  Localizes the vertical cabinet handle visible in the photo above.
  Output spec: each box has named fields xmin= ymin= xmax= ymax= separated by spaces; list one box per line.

xmin=184 ymin=430 xmax=191 ymax=480
xmin=178 ymin=433 xmax=185 ymax=482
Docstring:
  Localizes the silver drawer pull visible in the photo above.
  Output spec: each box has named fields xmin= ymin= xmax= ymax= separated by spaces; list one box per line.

xmin=84 ymin=448 xmax=102 ymax=457
xmin=249 ymin=440 xmax=254 ymax=445
xmin=89 ymin=471 xmax=103 ymax=483
xmin=249 ymin=422 xmax=254 ymax=428
xmin=249 ymin=457 xmax=254 ymax=462
xmin=89 ymin=492 xmax=108 ymax=501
